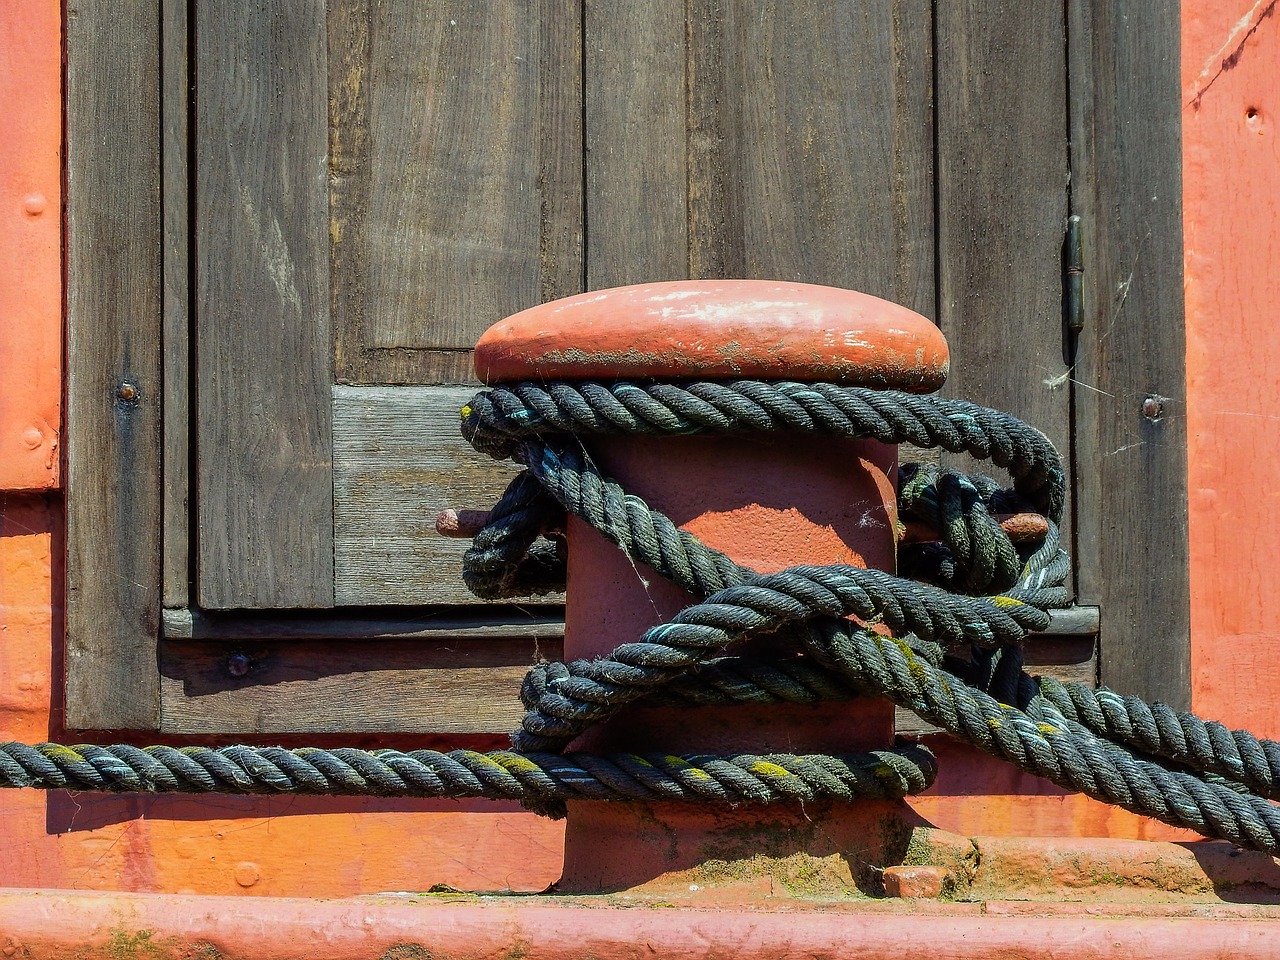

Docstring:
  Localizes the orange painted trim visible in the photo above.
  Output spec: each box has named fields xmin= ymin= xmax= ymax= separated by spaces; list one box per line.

xmin=0 ymin=1 xmax=61 ymax=490
xmin=1 ymin=889 xmax=1279 ymax=960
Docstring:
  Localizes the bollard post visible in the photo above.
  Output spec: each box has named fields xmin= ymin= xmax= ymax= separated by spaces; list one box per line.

xmin=474 ymin=280 xmax=950 ymax=893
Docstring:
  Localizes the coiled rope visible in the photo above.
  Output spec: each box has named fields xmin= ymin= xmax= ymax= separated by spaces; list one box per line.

xmin=5 ymin=378 xmax=1280 ymax=854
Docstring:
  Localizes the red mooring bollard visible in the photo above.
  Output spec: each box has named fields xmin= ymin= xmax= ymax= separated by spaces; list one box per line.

xmin=475 ymin=280 xmax=950 ymax=893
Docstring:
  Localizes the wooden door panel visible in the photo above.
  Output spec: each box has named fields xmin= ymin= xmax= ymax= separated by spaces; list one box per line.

xmin=196 ymin=0 xmax=335 ymax=609
xmin=332 ymin=0 xmax=584 ymax=386
xmin=586 ymin=0 xmax=934 ymax=310
xmin=935 ymin=1 xmax=1072 ymax=540
xmin=685 ymin=0 xmax=934 ymax=311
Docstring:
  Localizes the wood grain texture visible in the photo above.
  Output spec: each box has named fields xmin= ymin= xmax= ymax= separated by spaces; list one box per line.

xmin=935 ymin=1 xmax=1072 ymax=541
xmin=332 ymin=385 xmax=561 ymax=605
xmin=161 ymin=607 xmax=564 ymax=642
xmin=1070 ymin=0 xmax=1190 ymax=708
xmin=161 ymin=0 xmax=190 ymax=609
xmin=332 ymin=0 xmax=583 ymax=384
xmin=585 ymin=0 xmax=688 ymax=287
xmin=686 ymin=0 xmax=933 ymax=313
xmin=196 ymin=0 xmax=334 ymax=608
xmin=64 ymin=1 xmax=164 ymax=729
xmin=159 ymin=638 xmax=560 ymax=734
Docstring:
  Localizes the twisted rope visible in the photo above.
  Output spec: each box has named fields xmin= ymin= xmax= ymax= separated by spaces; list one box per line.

xmin=462 ymin=379 xmax=1280 ymax=854
xmin=8 ymin=377 xmax=1280 ymax=855
xmin=0 ymin=741 xmax=934 ymax=806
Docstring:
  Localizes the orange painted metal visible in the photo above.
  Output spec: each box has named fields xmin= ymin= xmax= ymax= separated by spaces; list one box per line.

xmin=0 ymin=498 xmax=564 ymax=896
xmin=2 ymin=888 xmax=1280 ymax=960
xmin=0 ymin=2 xmax=61 ymax=491
xmin=474 ymin=279 xmax=951 ymax=390
xmin=1183 ymin=0 xmax=1280 ymax=737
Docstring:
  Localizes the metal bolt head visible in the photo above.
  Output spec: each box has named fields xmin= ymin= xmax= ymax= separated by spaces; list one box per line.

xmin=225 ymin=652 xmax=253 ymax=678
xmin=116 ymin=381 xmax=139 ymax=402
xmin=1141 ymin=395 xmax=1166 ymax=421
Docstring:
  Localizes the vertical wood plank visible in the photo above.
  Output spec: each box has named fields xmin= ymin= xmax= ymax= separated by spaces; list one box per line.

xmin=332 ymin=0 xmax=583 ymax=385
xmin=161 ymin=0 xmax=190 ymax=609
xmin=585 ymin=0 xmax=688 ymax=288
xmin=686 ymin=0 xmax=934 ymax=312
xmin=1070 ymin=0 xmax=1189 ymax=707
xmin=935 ymin=1 xmax=1072 ymax=533
xmin=196 ymin=0 xmax=334 ymax=608
xmin=65 ymin=0 xmax=163 ymax=729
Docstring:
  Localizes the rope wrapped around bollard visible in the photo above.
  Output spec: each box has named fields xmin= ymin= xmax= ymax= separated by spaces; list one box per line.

xmin=5 ymin=379 xmax=1280 ymax=855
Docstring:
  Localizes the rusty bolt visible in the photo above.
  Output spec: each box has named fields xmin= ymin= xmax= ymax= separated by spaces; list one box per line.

xmin=901 ymin=512 xmax=1049 ymax=547
xmin=435 ymin=508 xmax=491 ymax=538
xmin=117 ymin=381 xmax=139 ymax=402
xmin=225 ymin=652 xmax=253 ymax=678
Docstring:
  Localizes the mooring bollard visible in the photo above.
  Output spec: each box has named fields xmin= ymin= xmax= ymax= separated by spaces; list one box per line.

xmin=474 ymin=280 xmax=950 ymax=893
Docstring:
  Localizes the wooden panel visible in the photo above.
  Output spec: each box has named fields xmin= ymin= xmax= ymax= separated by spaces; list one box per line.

xmin=160 ymin=638 xmax=560 ymax=734
xmin=332 ymin=385 xmax=560 ymax=605
xmin=686 ymin=0 xmax=934 ymax=312
xmin=332 ymin=0 xmax=583 ymax=385
xmin=196 ymin=0 xmax=334 ymax=608
xmin=168 ymin=630 xmax=1093 ymax=737
xmin=1070 ymin=0 xmax=1189 ymax=707
xmin=585 ymin=0 xmax=688 ymax=287
xmin=161 ymin=607 xmax=564 ymax=642
xmin=161 ymin=0 xmax=190 ymax=608
xmin=64 ymin=1 xmax=163 ymax=729
xmin=935 ymin=2 xmax=1071 ymax=530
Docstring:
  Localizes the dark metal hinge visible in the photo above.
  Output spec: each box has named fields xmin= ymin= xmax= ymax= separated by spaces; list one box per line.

xmin=1063 ymin=214 xmax=1084 ymax=334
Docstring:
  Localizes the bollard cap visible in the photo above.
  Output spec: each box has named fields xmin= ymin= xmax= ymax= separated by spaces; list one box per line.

xmin=474 ymin=279 xmax=948 ymax=391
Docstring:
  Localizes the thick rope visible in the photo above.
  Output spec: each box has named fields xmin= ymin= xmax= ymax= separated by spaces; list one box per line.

xmin=464 ymin=379 xmax=1280 ymax=854
xmin=0 ymin=742 xmax=934 ymax=806
xmin=7 ymin=378 xmax=1280 ymax=854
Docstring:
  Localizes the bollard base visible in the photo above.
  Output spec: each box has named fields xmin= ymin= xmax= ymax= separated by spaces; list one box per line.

xmin=558 ymin=798 xmax=922 ymax=895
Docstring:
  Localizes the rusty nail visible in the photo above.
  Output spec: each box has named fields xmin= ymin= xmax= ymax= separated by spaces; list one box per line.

xmin=1141 ymin=395 xmax=1166 ymax=421
xmin=225 ymin=653 xmax=253 ymax=678
xmin=117 ymin=381 xmax=139 ymax=402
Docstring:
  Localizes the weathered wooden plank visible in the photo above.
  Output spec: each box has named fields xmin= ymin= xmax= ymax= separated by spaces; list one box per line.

xmin=165 ymin=631 xmax=1093 ymax=738
xmin=585 ymin=0 xmax=687 ymax=288
xmin=1069 ymin=0 xmax=1189 ymax=707
xmin=332 ymin=385 xmax=561 ymax=605
xmin=161 ymin=0 xmax=189 ymax=609
xmin=161 ymin=607 xmax=564 ymax=642
xmin=196 ymin=0 xmax=334 ymax=608
xmin=333 ymin=0 xmax=583 ymax=385
xmin=686 ymin=0 xmax=934 ymax=313
xmin=935 ymin=1 xmax=1072 ymax=546
xmin=159 ymin=638 xmax=559 ymax=734
xmin=64 ymin=1 xmax=163 ymax=729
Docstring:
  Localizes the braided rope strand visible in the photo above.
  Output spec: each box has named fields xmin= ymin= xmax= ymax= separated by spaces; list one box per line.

xmin=0 ymin=741 xmax=935 ymax=809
